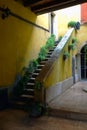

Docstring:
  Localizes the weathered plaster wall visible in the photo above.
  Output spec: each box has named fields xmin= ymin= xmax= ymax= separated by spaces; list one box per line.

xmin=0 ymin=0 xmax=49 ymax=86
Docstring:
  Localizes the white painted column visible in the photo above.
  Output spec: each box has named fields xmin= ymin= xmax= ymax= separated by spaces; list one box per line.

xmin=53 ymin=11 xmax=58 ymax=40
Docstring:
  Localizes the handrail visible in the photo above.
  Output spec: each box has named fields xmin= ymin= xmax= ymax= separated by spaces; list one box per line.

xmin=0 ymin=7 xmax=49 ymax=32
xmin=36 ymin=28 xmax=74 ymax=82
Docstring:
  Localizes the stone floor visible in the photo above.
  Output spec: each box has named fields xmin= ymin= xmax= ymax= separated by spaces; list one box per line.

xmin=1 ymin=81 xmax=87 ymax=130
xmin=0 ymin=109 xmax=87 ymax=130
xmin=49 ymin=81 xmax=87 ymax=113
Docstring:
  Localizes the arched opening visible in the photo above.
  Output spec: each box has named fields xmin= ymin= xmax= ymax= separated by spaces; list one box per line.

xmin=81 ymin=44 xmax=87 ymax=79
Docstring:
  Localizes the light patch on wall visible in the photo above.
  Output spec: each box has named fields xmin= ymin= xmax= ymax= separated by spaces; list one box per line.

xmin=57 ymin=5 xmax=80 ymax=35
xmin=58 ymin=5 xmax=80 ymax=21
xmin=36 ymin=13 xmax=49 ymax=29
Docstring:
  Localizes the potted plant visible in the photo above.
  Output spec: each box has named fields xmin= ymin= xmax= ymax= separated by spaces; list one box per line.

xmin=63 ymin=51 xmax=70 ymax=60
xmin=72 ymin=37 xmax=78 ymax=43
xmin=68 ymin=21 xmax=80 ymax=30
xmin=68 ymin=21 xmax=77 ymax=28
xmin=68 ymin=43 xmax=76 ymax=51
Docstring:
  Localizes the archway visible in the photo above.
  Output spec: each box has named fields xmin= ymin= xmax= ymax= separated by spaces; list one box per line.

xmin=81 ymin=44 xmax=87 ymax=79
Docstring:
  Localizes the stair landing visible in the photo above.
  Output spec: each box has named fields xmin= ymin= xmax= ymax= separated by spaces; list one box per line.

xmin=48 ymin=81 xmax=87 ymax=121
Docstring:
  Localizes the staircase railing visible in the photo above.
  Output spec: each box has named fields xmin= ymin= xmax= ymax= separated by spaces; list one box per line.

xmin=36 ymin=28 xmax=74 ymax=83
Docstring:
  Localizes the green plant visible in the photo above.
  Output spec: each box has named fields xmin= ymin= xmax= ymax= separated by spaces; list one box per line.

xmin=58 ymin=36 xmax=62 ymax=42
xmin=38 ymin=46 xmax=48 ymax=61
xmin=35 ymin=34 xmax=56 ymax=63
xmin=68 ymin=21 xmax=77 ymax=28
xmin=72 ymin=37 xmax=78 ymax=43
xmin=68 ymin=43 xmax=76 ymax=51
xmin=35 ymin=81 xmax=42 ymax=90
xmin=45 ymin=38 xmax=54 ymax=50
xmin=63 ymin=51 xmax=70 ymax=60
xmin=13 ymin=34 xmax=56 ymax=97
xmin=67 ymin=21 xmax=80 ymax=30
xmin=68 ymin=37 xmax=78 ymax=51
xmin=23 ymin=59 xmax=39 ymax=74
xmin=45 ymin=35 xmax=55 ymax=50
xmin=51 ymin=34 xmax=55 ymax=38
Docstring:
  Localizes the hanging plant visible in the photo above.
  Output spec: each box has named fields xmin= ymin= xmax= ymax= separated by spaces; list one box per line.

xmin=68 ymin=43 xmax=76 ymax=51
xmin=72 ymin=37 xmax=78 ymax=43
xmin=74 ymin=22 xmax=80 ymax=30
xmin=68 ymin=21 xmax=77 ymax=28
xmin=67 ymin=21 xmax=80 ymax=30
xmin=68 ymin=37 xmax=78 ymax=51
xmin=63 ymin=52 xmax=70 ymax=60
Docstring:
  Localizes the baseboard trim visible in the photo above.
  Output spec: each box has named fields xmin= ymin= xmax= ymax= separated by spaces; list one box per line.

xmin=46 ymin=77 xmax=73 ymax=103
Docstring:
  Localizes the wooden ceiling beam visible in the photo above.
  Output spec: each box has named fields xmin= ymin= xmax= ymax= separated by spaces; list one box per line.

xmin=23 ymin=0 xmax=41 ymax=6
xmin=31 ymin=0 xmax=76 ymax=10
xmin=29 ymin=0 xmax=53 ymax=7
xmin=31 ymin=0 xmax=87 ymax=15
xmin=15 ymin=0 xmax=87 ymax=15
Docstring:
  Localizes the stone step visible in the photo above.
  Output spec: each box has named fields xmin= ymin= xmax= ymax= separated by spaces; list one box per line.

xmin=48 ymin=108 xmax=87 ymax=121
xmin=49 ymin=49 xmax=55 ymax=52
xmin=16 ymin=94 xmax=35 ymax=103
xmin=24 ymin=88 xmax=34 ymax=92
xmin=40 ymin=61 xmax=47 ymax=64
xmin=41 ymin=58 xmax=50 ymax=62
xmin=34 ymin=68 xmax=42 ymax=73
xmin=21 ymin=94 xmax=34 ymax=99
xmin=27 ymin=82 xmax=35 ymax=86
xmin=25 ymin=82 xmax=35 ymax=89
xmin=32 ymin=72 xmax=39 ymax=76
xmin=47 ymin=51 xmax=53 ymax=55
xmin=37 ymin=64 xmax=45 ymax=69
xmin=46 ymin=55 xmax=51 ymax=58
xmin=32 ymin=73 xmax=39 ymax=78
xmin=9 ymin=100 xmax=31 ymax=111
xmin=37 ymin=64 xmax=45 ymax=67
xmin=54 ymin=44 xmax=58 ymax=46
xmin=45 ymin=57 xmax=50 ymax=60
xmin=29 ymin=77 xmax=36 ymax=83
xmin=23 ymin=89 xmax=34 ymax=95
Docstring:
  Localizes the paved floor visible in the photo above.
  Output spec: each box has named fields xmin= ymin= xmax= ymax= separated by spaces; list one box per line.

xmin=0 ymin=109 xmax=87 ymax=130
xmin=49 ymin=81 xmax=87 ymax=113
xmin=1 ymin=81 xmax=87 ymax=130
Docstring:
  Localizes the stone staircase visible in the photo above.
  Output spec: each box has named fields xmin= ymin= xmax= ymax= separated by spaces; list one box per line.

xmin=9 ymin=43 xmax=58 ymax=111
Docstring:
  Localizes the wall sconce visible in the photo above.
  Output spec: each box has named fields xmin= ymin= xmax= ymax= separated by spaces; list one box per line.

xmin=1 ymin=7 xmax=10 ymax=19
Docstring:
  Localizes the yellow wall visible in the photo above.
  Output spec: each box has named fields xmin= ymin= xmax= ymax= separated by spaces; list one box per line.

xmin=76 ymin=24 xmax=87 ymax=48
xmin=0 ymin=0 xmax=49 ymax=86
xmin=43 ymin=5 xmax=81 ymax=88
xmin=44 ymin=24 xmax=87 ymax=88
xmin=44 ymin=30 xmax=75 ymax=88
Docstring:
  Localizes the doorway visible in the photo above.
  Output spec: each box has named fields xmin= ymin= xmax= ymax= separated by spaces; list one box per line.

xmin=81 ymin=45 xmax=87 ymax=79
